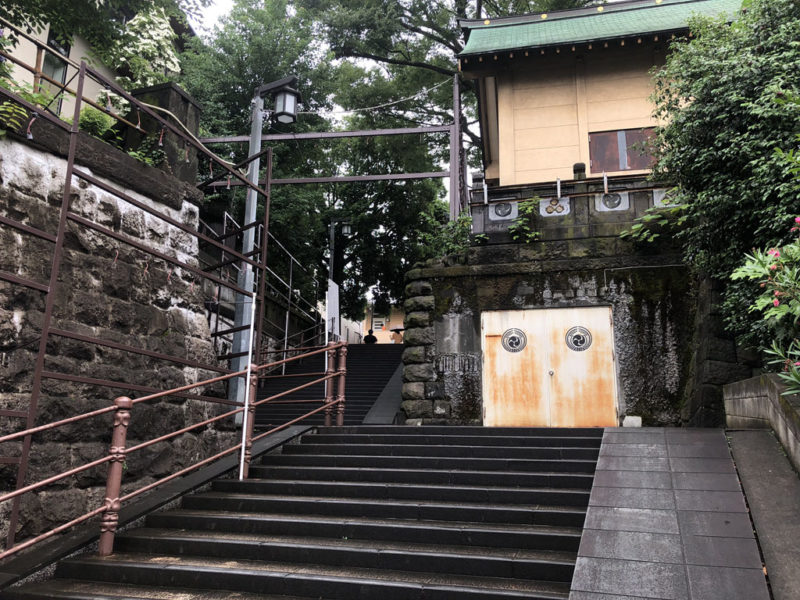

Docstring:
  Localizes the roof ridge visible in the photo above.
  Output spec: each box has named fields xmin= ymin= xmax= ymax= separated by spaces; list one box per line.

xmin=461 ymin=0 xmax=728 ymax=31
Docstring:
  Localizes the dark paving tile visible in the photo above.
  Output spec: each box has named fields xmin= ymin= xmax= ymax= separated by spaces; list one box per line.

xmin=584 ymin=507 xmax=679 ymax=534
xmin=593 ymin=470 xmax=673 ymax=489
xmin=674 ymin=490 xmax=747 ymax=513
xmin=599 ymin=443 xmax=668 ymax=458
xmin=604 ymin=432 xmax=666 ymax=445
xmin=571 ymin=557 xmax=688 ymax=599
xmin=578 ymin=529 xmax=683 ymax=564
xmin=669 ymin=458 xmax=736 ymax=473
xmin=686 ymin=565 xmax=769 ymax=600
xmin=678 ymin=511 xmax=754 ymax=539
xmin=672 ymin=472 xmax=741 ymax=492
xmin=570 ymin=594 xmax=654 ymax=600
xmin=683 ymin=535 xmax=762 ymax=568
xmin=667 ymin=443 xmax=731 ymax=458
xmin=590 ymin=487 xmax=676 ymax=510
xmin=596 ymin=457 xmax=670 ymax=472
xmin=665 ymin=428 xmax=724 ymax=438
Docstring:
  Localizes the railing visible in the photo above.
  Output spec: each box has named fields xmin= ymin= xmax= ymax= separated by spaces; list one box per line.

xmin=0 ymin=342 xmax=347 ymax=562
xmin=0 ymin=17 xmax=285 ymax=548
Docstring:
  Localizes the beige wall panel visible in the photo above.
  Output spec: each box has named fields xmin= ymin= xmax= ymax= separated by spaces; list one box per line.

xmin=516 ymin=167 xmax=574 ymax=183
xmin=585 ymin=76 xmax=654 ymax=103
xmin=497 ymin=75 xmax=518 ymax=185
xmin=513 ymin=104 xmax=578 ymax=130
xmin=516 ymin=145 xmax=580 ymax=171
xmin=512 ymin=83 xmax=576 ymax=109
xmin=515 ymin=125 xmax=580 ymax=150
xmin=587 ymin=99 xmax=654 ymax=129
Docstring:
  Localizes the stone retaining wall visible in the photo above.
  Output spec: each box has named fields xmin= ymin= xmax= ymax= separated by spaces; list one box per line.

xmin=724 ymin=375 xmax=800 ymax=472
xmin=0 ymin=128 xmax=234 ymax=547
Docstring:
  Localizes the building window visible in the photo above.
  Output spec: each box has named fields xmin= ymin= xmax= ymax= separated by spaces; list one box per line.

xmin=41 ymin=30 xmax=70 ymax=113
xmin=589 ymin=127 xmax=655 ymax=173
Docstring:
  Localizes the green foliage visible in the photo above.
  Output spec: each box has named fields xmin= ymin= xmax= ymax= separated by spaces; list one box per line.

xmin=642 ymin=0 xmax=800 ymax=349
xmin=106 ymin=7 xmax=181 ymax=89
xmin=732 ymin=218 xmax=800 ymax=394
xmin=0 ymin=0 xmax=208 ymax=53
xmin=417 ymin=211 xmax=474 ymax=259
xmin=126 ymin=134 xmax=166 ymax=167
xmin=78 ymin=105 xmax=115 ymax=138
xmin=621 ymin=201 xmax=687 ymax=244
xmin=507 ymin=198 xmax=540 ymax=244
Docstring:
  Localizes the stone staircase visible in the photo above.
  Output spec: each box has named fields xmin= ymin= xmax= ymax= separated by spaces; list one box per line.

xmin=255 ymin=344 xmax=404 ymax=428
xmin=2 ymin=426 xmax=603 ymax=600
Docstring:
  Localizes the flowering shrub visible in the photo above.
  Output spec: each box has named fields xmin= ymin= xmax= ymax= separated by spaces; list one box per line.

xmin=732 ymin=217 xmax=800 ymax=394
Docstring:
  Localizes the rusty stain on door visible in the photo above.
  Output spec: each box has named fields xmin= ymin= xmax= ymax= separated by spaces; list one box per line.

xmin=481 ymin=307 xmax=618 ymax=427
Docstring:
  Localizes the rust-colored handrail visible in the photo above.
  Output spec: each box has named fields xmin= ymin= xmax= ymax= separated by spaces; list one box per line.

xmin=0 ymin=342 xmax=347 ymax=562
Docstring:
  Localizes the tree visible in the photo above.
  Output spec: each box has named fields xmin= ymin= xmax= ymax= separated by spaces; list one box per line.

xmin=0 ymin=0 xmax=207 ymax=51
xmin=643 ymin=0 xmax=800 ymax=348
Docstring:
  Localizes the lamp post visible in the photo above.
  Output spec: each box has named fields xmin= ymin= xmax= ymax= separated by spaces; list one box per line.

xmin=326 ymin=219 xmax=351 ymax=343
xmin=229 ymin=77 xmax=302 ymax=407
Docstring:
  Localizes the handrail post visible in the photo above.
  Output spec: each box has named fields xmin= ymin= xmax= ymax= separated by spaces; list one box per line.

xmin=336 ymin=343 xmax=348 ymax=426
xmin=241 ymin=365 xmax=258 ymax=479
xmin=324 ymin=342 xmax=337 ymax=427
xmin=98 ymin=396 xmax=132 ymax=557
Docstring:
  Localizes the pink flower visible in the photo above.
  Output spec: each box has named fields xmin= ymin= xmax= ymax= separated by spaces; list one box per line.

xmin=795 ymin=216 xmax=800 ymax=223
xmin=770 ymin=264 xmax=778 ymax=270
xmin=768 ymin=248 xmax=780 ymax=257
xmin=773 ymin=299 xmax=780 ymax=307
xmin=775 ymin=290 xmax=781 ymax=296
xmin=795 ymin=361 xmax=800 ymax=367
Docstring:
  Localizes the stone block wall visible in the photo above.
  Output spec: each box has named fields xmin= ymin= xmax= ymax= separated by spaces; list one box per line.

xmin=0 ymin=125 xmax=235 ymax=547
xmin=402 ymin=237 xmax=704 ymax=426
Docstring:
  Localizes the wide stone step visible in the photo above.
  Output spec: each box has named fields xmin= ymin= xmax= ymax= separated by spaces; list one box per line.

xmin=115 ymin=528 xmax=576 ymax=581
xmin=246 ymin=465 xmax=595 ymax=489
xmin=282 ymin=443 xmax=600 ymax=460
xmin=146 ymin=509 xmax=584 ymax=551
xmin=211 ymin=478 xmax=591 ymax=505
xmin=322 ymin=426 xmax=604 ymax=437
xmin=260 ymin=453 xmax=598 ymax=473
xmin=0 ymin=580 xmax=319 ymax=600
xmin=181 ymin=492 xmax=587 ymax=527
xmin=55 ymin=554 xmax=571 ymax=600
xmin=301 ymin=433 xmax=603 ymax=447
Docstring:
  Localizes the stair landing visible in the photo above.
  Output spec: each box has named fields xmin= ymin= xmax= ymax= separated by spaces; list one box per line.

xmin=570 ymin=427 xmax=769 ymax=600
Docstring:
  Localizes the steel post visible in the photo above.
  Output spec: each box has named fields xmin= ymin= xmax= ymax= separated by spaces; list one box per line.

xmin=336 ymin=344 xmax=348 ymax=427
xmin=241 ymin=366 xmax=258 ymax=480
xmin=324 ymin=343 xmax=337 ymax=427
xmin=98 ymin=396 xmax=132 ymax=556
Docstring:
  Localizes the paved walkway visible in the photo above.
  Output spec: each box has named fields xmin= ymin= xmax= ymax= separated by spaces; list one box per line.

xmin=729 ymin=430 xmax=800 ymax=600
xmin=570 ymin=428 xmax=769 ymax=600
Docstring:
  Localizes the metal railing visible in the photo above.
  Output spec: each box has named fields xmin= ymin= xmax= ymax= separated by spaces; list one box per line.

xmin=0 ymin=342 xmax=347 ymax=562
xmin=0 ymin=17 xmax=282 ymax=549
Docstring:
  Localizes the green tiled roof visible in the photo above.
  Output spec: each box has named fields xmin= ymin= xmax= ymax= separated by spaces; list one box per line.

xmin=459 ymin=0 xmax=742 ymax=56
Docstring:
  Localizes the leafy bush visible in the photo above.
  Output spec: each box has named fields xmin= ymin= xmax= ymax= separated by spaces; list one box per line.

xmin=507 ymin=199 xmax=540 ymax=244
xmin=732 ymin=218 xmax=800 ymax=394
xmin=78 ymin=105 xmax=116 ymax=138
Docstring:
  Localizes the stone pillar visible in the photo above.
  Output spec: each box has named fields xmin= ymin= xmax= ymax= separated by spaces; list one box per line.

xmin=401 ymin=280 xmax=440 ymax=424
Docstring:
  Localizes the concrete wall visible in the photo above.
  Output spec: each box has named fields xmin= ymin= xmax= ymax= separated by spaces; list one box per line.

xmin=489 ymin=44 xmax=662 ymax=186
xmin=724 ymin=375 xmax=800 ymax=473
xmin=7 ymin=25 xmax=118 ymax=120
xmin=401 ymin=238 xmax=695 ymax=426
xmin=0 ymin=121 xmax=233 ymax=548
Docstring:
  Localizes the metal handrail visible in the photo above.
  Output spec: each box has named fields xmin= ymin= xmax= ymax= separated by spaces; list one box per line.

xmin=0 ymin=342 xmax=347 ymax=562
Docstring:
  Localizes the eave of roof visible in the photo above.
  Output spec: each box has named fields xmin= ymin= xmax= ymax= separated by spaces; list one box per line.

xmin=459 ymin=0 xmax=742 ymax=57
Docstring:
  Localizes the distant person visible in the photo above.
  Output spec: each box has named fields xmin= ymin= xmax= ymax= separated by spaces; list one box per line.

xmin=364 ymin=329 xmax=377 ymax=344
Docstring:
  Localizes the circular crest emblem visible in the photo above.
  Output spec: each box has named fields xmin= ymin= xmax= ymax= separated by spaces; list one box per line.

xmin=501 ymin=328 xmax=527 ymax=353
xmin=566 ymin=326 xmax=592 ymax=352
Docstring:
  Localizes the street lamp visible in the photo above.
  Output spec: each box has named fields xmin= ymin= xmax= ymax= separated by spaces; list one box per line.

xmin=230 ymin=76 xmax=302 ymax=407
xmin=326 ymin=219 xmax=351 ymax=343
